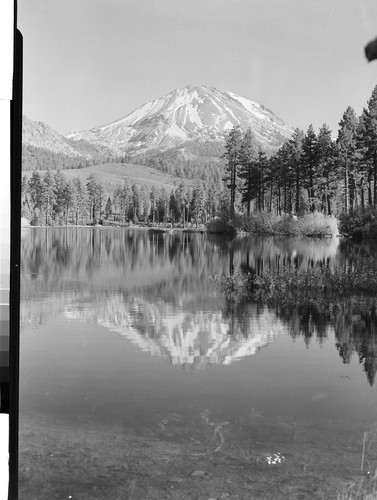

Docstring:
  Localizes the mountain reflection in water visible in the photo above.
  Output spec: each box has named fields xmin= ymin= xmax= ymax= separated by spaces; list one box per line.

xmin=21 ymin=228 xmax=377 ymax=383
xmin=64 ymin=294 xmax=286 ymax=368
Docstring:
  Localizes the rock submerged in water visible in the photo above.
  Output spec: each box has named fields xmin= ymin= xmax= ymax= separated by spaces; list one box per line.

xmin=190 ymin=470 xmax=207 ymax=477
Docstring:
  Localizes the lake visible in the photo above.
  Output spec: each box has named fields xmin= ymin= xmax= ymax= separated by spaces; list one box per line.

xmin=19 ymin=228 xmax=377 ymax=499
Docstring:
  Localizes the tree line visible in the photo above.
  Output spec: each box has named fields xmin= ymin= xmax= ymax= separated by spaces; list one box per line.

xmin=22 ymin=169 xmax=230 ymax=227
xmin=224 ymin=85 xmax=377 ymax=219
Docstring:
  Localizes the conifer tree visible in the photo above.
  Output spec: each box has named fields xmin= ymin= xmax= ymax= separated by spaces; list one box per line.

xmin=104 ymin=196 xmax=112 ymax=220
xmin=169 ymin=191 xmax=179 ymax=223
xmin=139 ymin=185 xmax=151 ymax=221
xmin=28 ymin=170 xmax=43 ymax=212
xmin=157 ymin=188 xmax=169 ymax=223
xmin=112 ymin=185 xmax=122 ymax=222
xmin=356 ymin=110 xmax=371 ymax=209
xmin=150 ymin=185 xmax=159 ymax=223
xmin=223 ymin=126 xmax=243 ymax=218
xmin=317 ymin=124 xmax=337 ymax=215
xmin=121 ymin=180 xmax=133 ymax=222
xmin=302 ymin=124 xmax=319 ymax=212
xmin=255 ymin=149 xmax=269 ymax=212
xmin=53 ymin=170 xmax=67 ymax=223
xmin=360 ymin=85 xmax=377 ymax=206
xmin=96 ymin=183 xmax=105 ymax=222
xmin=42 ymin=169 xmax=56 ymax=225
xmin=191 ymin=180 xmax=206 ymax=226
xmin=175 ymin=182 xmax=190 ymax=227
xmin=86 ymin=173 xmax=100 ymax=224
xmin=337 ymin=107 xmax=358 ymax=213
xmin=238 ymin=128 xmax=257 ymax=215
xmin=72 ymin=177 xmax=87 ymax=224
xmin=131 ymin=184 xmax=140 ymax=222
xmin=287 ymin=128 xmax=304 ymax=214
xmin=277 ymin=141 xmax=294 ymax=213
xmin=62 ymin=180 xmax=76 ymax=225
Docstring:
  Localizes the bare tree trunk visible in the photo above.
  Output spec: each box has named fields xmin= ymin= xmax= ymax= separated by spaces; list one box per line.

xmin=368 ymin=172 xmax=373 ymax=206
xmin=277 ymin=185 xmax=281 ymax=216
xmin=374 ymin=156 xmax=377 ymax=207
xmin=345 ymin=160 xmax=349 ymax=213
xmin=269 ymin=180 xmax=273 ymax=213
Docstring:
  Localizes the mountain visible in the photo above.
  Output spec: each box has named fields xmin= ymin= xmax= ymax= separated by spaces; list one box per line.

xmin=22 ymin=115 xmax=110 ymax=171
xmin=68 ymin=85 xmax=294 ymax=155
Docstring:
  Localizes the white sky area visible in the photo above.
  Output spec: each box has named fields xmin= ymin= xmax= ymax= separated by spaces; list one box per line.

xmin=19 ymin=0 xmax=377 ymax=137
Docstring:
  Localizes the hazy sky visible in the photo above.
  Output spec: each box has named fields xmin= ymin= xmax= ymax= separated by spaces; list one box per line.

xmin=19 ymin=0 xmax=377 ymax=136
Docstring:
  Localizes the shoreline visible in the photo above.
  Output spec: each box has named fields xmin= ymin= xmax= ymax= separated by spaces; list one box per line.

xmin=22 ymin=224 xmax=207 ymax=233
xmin=22 ymin=224 xmax=344 ymax=238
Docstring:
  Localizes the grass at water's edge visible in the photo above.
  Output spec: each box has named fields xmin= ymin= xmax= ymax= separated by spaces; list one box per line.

xmin=213 ymin=258 xmax=377 ymax=304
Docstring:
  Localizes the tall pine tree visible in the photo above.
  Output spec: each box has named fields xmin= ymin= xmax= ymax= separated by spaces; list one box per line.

xmin=223 ymin=126 xmax=243 ymax=218
xmin=317 ymin=124 xmax=337 ymax=215
xmin=302 ymin=124 xmax=319 ymax=212
xmin=360 ymin=85 xmax=377 ymax=206
xmin=337 ymin=107 xmax=358 ymax=213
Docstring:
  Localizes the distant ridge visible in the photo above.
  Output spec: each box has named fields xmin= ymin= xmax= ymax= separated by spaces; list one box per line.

xmin=22 ymin=115 xmax=111 ymax=170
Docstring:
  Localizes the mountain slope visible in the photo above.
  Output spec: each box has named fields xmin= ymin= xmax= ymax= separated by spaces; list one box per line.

xmin=22 ymin=115 xmax=111 ymax=170
xmin=23 ymin=115 xmax=83 ymax=157
xmin=21 ymin=162 xmax=185 ymax=197
xmin=68 ymin=85 xmax=294 ymax=154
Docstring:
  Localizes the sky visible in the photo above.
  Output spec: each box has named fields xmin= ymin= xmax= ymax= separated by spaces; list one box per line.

xmin=19 ymin=0 xmax=377 ymax=137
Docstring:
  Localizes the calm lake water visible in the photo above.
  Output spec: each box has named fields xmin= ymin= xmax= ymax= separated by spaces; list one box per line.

xmin=19 ymin=228 xmax=377 ymax=500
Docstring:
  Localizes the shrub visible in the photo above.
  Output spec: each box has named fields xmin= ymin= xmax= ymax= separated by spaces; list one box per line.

xmin=206 ymin=217 xmax=236 ymax=234
xmin=236 ymin=212 xmax=337 ymax=237
xmin=241 ymin=212 xmax=277 ymax=234
xmin=273 ymin=214 xmax=301 ymax=236
xmin=339 ymin=207 xmax=377 ymax=238
xmin=296 ymin=212 xmax=338 ymax=237
xmin=215 ymin=269 xmax=253 ymax=301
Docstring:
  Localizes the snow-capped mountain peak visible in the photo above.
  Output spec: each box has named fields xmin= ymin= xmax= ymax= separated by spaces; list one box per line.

xmin=68 ymin=85 xmax=294 ymax=154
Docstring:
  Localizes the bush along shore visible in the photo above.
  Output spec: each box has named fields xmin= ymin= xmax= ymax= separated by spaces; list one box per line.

xmin=214 ymin=257 xmax=377 ymax=304
xmin=206 ymin=211 xmax=339 ymax=237
xmin=207 ymin=208 xmax=377 ymax=239
xmin=339 ymin=207 xmax=377 ymax=240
